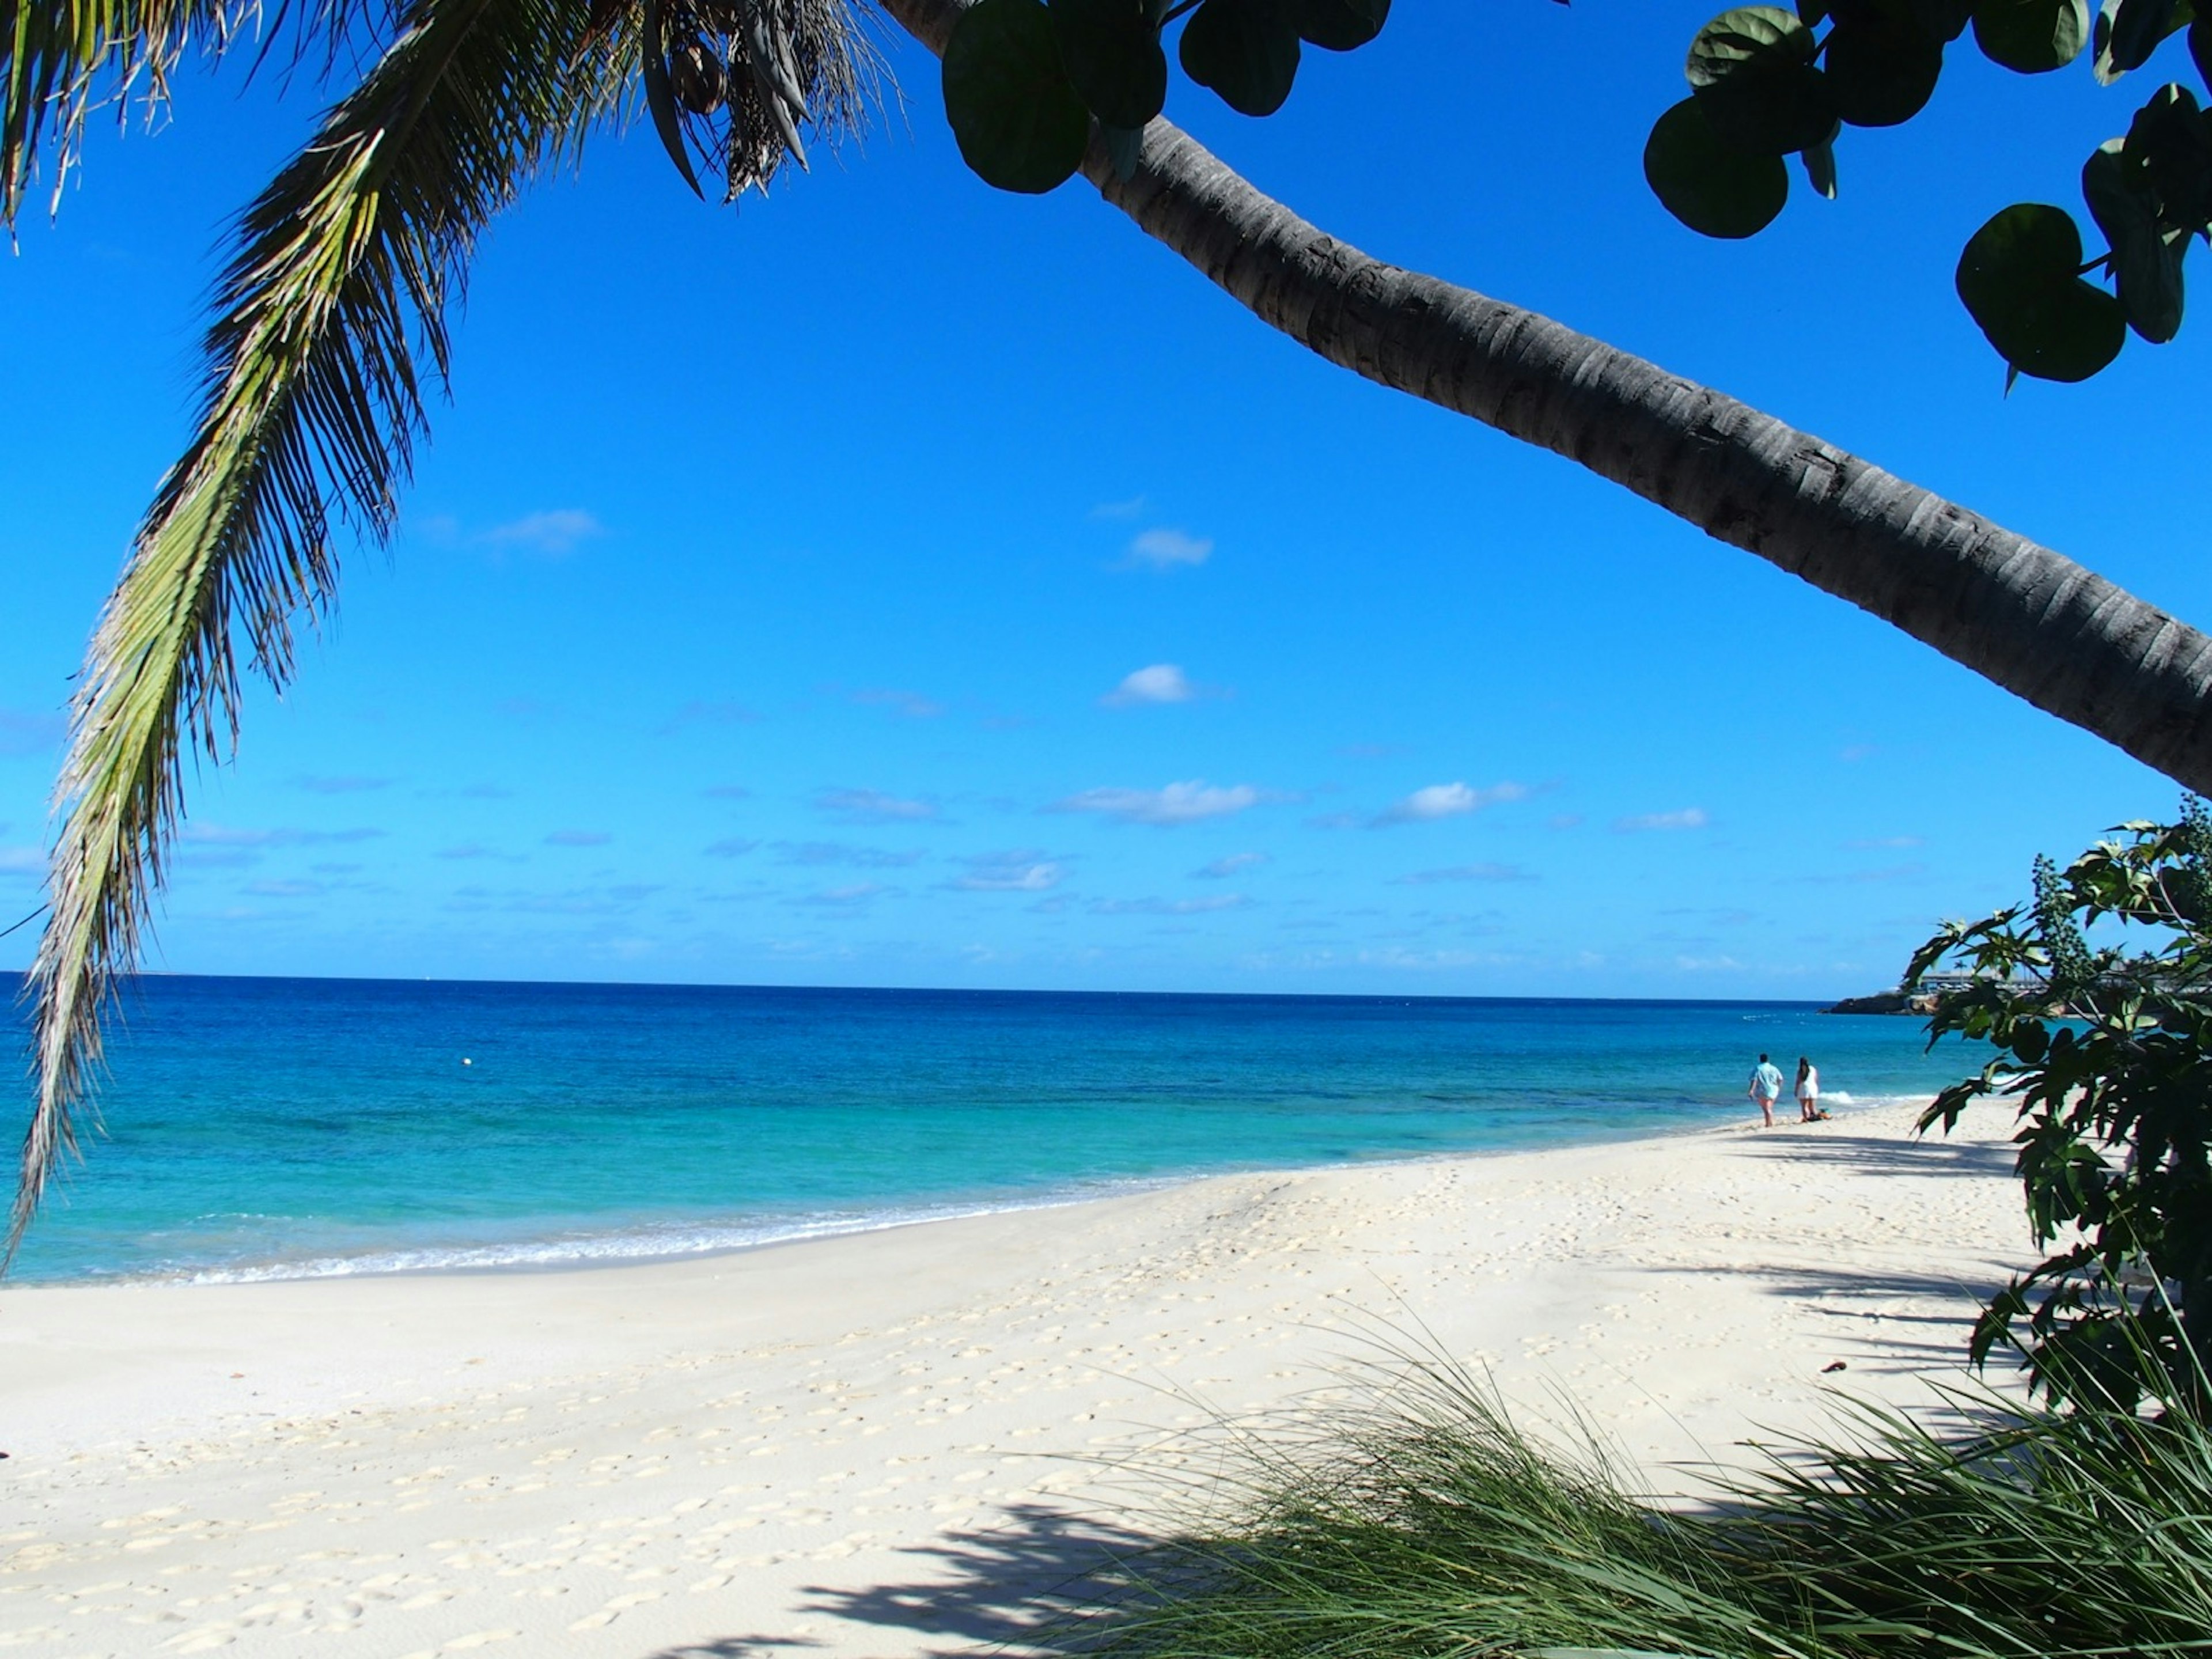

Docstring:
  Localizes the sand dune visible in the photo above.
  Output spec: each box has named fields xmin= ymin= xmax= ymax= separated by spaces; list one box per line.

xmin=0 ymin=1101 xmax=2028 ymax=1657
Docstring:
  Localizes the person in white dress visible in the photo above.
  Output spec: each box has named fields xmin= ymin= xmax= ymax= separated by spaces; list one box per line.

xmin=1796 ymin=1056 xmax=1822 ymax=1123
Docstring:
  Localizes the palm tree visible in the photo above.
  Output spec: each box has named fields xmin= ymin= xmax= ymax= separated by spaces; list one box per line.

xmin=8 ymin=0 xmax=2211 ymax=1260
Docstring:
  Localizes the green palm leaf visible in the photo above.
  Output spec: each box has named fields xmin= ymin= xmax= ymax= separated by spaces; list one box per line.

xmin=7 ymin=0 xmax=879 ymax=1264
xmin=7 ymin=0 xmax=629 ymax=1263
xmin=2 ymin=0 xmax=329 ymax=224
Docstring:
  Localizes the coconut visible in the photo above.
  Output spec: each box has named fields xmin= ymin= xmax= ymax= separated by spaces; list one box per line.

xmin=669 ymin=37 xmax=728 ymax=117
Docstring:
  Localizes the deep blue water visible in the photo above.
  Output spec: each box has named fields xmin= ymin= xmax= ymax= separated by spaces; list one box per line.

xmin=1 ymin=975 xmax=1970 ymax=1283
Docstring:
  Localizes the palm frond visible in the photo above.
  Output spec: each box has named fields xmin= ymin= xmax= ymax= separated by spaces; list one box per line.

xmin=1 ymin=0 xmax=346 ymax=226
xmin=7 ymin=0 xmax=631 ymax=1266
xmin=9 ymin=0 xmax=884 ymax=1267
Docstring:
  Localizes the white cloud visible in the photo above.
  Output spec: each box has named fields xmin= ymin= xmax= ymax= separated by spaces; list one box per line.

xmin=950 ymin=850 xmax=1063 ymax=892
xmin=1051 ymin=780 xmax=1260 ymax=827
xmin=247 ymin=878 xmax=324 ymax=898
xmin=796 ymin=882 xmax=895 ymax=908
xmin=1394 ymin=863 xmax=1534 ymax=885
xmin=1614 ymin=808 xmax=1709 ymax=833
xmin=778 ymin=841 xmax=925 ymax=869
xmin=183 ymin=824 xmax=383 ymax=847
xmin=1126 ymin=528 xmax=1213 ymax=569
xmin=1102 ymin=664 xmax=1195 ymax=707
xmin=816 ymin=787 xmax=938 ymax=823
xmin=1374 ymin=781 xmax=1528 ymax=826
xmin=1195 ymin=851 xmax=1269 ymax=880
xmin=1092 ymin=893 xmax=1252 ymax=915
xmin=482 ymin=508 xmax=603 ymax=556
xmin=1091 ymin=495 xmax=1146 ymax=520
xmin=659 ymin=700 xmax=755 ymax=734
xmin=852 ymin=689 xmax=946 ymax=719
xmin=1354 ymin=946 xmax=1488 ymax=970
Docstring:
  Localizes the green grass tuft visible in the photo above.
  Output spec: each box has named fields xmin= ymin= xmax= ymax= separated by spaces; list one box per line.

xmin=1054 ymin=1361 xmax=2212 ymax=1659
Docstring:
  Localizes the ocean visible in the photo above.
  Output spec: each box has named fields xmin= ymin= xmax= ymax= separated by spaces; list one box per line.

xmin=1 ymin=975 xmax=1975 ymax=1285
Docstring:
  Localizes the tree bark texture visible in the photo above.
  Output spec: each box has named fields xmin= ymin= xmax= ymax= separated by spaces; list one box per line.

xmin=881 ymin=0 xmax=2212 ymax=794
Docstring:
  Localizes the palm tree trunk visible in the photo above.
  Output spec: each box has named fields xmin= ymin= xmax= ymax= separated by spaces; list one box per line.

xmin=881 ymin=0 xmax=2212 ymax=793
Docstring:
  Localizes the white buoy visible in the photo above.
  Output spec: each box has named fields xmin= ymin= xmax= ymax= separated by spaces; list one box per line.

xmin=462 ymin=1057 xmax=473 ymax=1066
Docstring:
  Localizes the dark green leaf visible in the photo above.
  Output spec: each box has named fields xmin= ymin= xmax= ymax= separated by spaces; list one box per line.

xmin=1181 ymin=0 xmax=1302 ymax=117
xmin=2088 ymin=142 xmax=2186 ymax=338
xmin=1801 ymin=134 xmax=1840 ymax=196
xmin=2195 ymin=12 xmax=2212 ymax=80
xmin=1956 ymin=202 xmax=2127 ymax=378
xmin=1798 ymin=0 xmax=1831 ymax=22
xmin=1644 ymin=95 xmax=1791 ymax=237
xmin=1907 ymin=0 xmax=1975 ymax=37
xmin=1685 ymin=5 xmax=1815 ymax=84
xmin=2093 ymin=0 xmax=2188 ymax=82
xmin=1099 ymin=120 xmax=1145 ymax=181
xmin=1972 ymin=0 xmax=2092 ymax=72
xmin=944 ymin=0 xmax=1092 ymax=193
xmin=1290 ymin=0 xmax=1389 ymax=51
xmin=1825 ymin=8 xmax=1946 ymax=124
xmin=1686 ymin=6 xmax=1840 ymax=151
xmin=642 ymin=0 xmax=706 ymax=198
xmin=1050 ymin=0 xmax=1169 ymax=130
xmin=2123 ymin=81 xmax=2212 ymax=222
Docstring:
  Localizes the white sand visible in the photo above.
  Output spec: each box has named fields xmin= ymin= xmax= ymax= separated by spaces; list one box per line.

xmin=0 ymin=1101 xmax=2030 ymax=1658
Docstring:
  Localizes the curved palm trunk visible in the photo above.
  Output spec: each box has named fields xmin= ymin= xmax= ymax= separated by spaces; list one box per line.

xmin=882 ymin=0 xmax=2212 ymax=794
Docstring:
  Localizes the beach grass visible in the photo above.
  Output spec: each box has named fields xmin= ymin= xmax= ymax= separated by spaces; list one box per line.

xmin=1055 ymin=1355 xmax=2212 ymax=1659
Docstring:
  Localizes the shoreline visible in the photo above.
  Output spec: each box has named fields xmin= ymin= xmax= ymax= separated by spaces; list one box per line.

xmin=0 ymin=1099 xmax=2031 ymax=1657
xmin=15 ymin=1092 xmax=1923 ymax=1291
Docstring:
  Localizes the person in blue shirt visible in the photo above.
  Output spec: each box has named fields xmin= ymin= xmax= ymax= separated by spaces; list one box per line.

xmin=1748 ymin=1053 xmax=1784 ymax=1128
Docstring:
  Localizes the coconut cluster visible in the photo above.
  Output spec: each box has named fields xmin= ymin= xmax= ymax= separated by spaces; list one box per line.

xmin=658 ymin=0 xmax=878 ymax=200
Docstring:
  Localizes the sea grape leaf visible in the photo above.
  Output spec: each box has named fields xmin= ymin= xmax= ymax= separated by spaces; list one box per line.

xmin=1685 ymin=4 xmax=1816 ymax=84
xmin=2092 ymin=0 xmax=2190 ymax=82
xmin=1050 ymin=0 xmax=1169 ymax=130
xmin=1801 ymin=134 xmax=1840 ymax=196
xmin=1907 ymin=0 xmax=1975 ymax=38
xmin=2123 ymin=81 xmax=2212 ymax=224
xmin=1685 ymin=6 xmax=1839 ymax=153
xmin=1645 ymin=94 xmax=1791 ymax=236
xmin=1099 ymin=120 xmax=1145 ymax=180
xmin=1825 ymin=6 xmax=1947 ymax=124
xmin=1290 ymin=0 xmax=1389 ymax=51
xmin=944 ymin=0 xmax=1092 ymax=193
xmin=2084 ymin=138 xmax=2186 ymax=339
xmin=1181 ymin=0 xmax=1302 ymax=116
xmin=1956 ymin=202 xmax=2128 ymax=378
xmin=1973 ymin=0 xmax=2093 ymax=73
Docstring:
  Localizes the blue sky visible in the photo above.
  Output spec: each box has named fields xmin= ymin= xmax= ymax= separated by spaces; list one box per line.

xmin=2 ymin=5 xmax=2207 ymax=998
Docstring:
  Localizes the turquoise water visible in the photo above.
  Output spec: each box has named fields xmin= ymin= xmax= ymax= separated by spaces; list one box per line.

xmin=2 ymin=975 xmax=1972 ymax=1284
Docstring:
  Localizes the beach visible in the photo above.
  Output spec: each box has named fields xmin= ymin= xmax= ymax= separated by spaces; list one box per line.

xmin=1 ymin=1100 xmax=2029 ymax=1658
